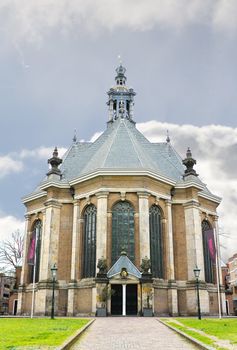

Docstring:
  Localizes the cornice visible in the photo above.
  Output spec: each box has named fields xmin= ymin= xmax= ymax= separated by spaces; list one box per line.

xmin=69 ymin=169 xmax=176 ymax=187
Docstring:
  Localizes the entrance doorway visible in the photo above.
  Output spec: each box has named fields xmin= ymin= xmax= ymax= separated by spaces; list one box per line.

xmin=111 ymin=284 xmax=138 ymax=316
xmin=13 ymin=299 xmax=18 ymax=315
xmin=111 ymin=285 xmax=122 ymax=315
xmin=126 ymin=284 xmax=137 ymax=315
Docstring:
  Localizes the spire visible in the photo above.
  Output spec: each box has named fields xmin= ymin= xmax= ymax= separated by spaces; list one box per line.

xmin=73 ymin=129 xmax=77 ymax=143
xmin=166 ymin=130 xmax=170 ymax=143
xmin=107 ymin=62 xmax=136 ymax=123
xmin=47 ymin=147 xmax=62 ymax=177
xmin=182 ymin=147 xmax=198 ymax=177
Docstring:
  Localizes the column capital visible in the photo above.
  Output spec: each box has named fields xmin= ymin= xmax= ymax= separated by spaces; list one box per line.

xmin=165 ymin=199 xmax=172 ymax=206
xmin=96 ymin=191 xmax=109 ymax=199
xmin=137 ymin=191 xmax=150 ymax=199
xmin=73 ymin=199 xmax=80 ymax=205
xmin=213 ymin=215 xmax=219 ymax=222
xmin=24 ymin=214 xmax=31 ymax=220
xmin=44 ymin=199 xmax=62 ymax=208
xmin=183 ymin=199 xmax=200 ymax=209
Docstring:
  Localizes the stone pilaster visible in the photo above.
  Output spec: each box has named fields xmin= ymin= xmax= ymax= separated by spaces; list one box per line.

xmin=39 ymin=200 xmax=61 ymax=280
xmin=183 ymin=200 xmax=205 ymax=280
xmin=17 ymin=214 xmax=31 ymax=314
xmin=35 ymin=199 xmax=61 ymax=315
xmin=138 ymin=192 xmax=150 ymax=260
xmin=96 ymin=192 xmax=109 ymax=268
xmin=165 ymin=200 xmax=175 ymax=281
xmin=67 ymin=200 xmax=81 ymax=316
xmin=165 ymin=200 xmax=178 ymax=315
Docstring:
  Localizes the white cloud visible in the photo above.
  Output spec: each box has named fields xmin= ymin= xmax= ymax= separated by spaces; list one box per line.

xmin=19 ymin=146 xmax=67 ymax=160
xmin=0 ymin=214 xmax=25 ymax=242
xmin=0 ymin=155 xmax=23 ymax=178
xmin=136 ymin=121 xmax=237 ymax=261
xmin=1 ymin=1 xmax=237 ymax=45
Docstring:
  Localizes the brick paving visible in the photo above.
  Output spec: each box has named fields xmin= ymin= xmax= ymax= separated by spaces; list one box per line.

xmin=71 ymin=318 xmax=199 ymax=349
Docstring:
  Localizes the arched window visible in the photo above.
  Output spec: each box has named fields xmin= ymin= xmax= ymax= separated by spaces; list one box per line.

xmin=149 ymin=205 xmax=164 ymax=278
xmin=112 ymin=201 xmax=135 ymax=264
xmin=83 ymin=205 xmax=97 ymax=278
xmin=202 ymin=220 xmax=214 ymax=283
xmin=28 ymin=220 xmax=42 ymax=283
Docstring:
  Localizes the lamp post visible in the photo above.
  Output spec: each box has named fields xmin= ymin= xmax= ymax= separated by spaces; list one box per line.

xmin=193 ymin=265 xmax=201 ymax=320
xmin=51 ymin=263 xmax=57 ymax=320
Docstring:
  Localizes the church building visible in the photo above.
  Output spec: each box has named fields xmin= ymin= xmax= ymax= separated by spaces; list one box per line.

xmin=18 ymin=64 xmax=225 ymax=316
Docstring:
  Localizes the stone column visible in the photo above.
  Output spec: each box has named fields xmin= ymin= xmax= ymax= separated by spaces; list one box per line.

xmin=96 ymin=192 xmax=109 ymax=269
xmin=183 ymin=200 xmax=205 ymax=280
xmin=165 ymin=200 xmax=178 ymax=315
xmin=68 ymin=200 xmax=80 ymax=316
xmin=138 ymin=192 xmax=150 ymax=260
xmin=17 ymin=214 xmax=31 ymax=314
xmin=35 ymin=199 xmax=61 ymax=315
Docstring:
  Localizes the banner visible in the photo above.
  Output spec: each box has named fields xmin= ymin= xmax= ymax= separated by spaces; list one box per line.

xmin=27 ymin=232 xmax=36 ymax=265
xmin=205 ymin=229 xmax=216 ymax=263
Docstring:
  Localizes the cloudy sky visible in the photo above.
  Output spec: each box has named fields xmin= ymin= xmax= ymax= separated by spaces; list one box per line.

xmin=0 ymin=1 xmax=237 ymax=262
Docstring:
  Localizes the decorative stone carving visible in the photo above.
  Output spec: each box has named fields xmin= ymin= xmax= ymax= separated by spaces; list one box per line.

xmin=182 ymin=147 xmax=198 ymax=177
xmin=47 ymin=147 xmax=62 ymax=177
xmin=97 ymin=256 xmax=107 ymax=275
xmin=140 ymin=256 xmax=151 ymax=274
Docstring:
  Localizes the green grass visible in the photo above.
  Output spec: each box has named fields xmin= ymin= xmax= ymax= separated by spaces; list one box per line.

xmin=163 ymin=318 xmax=237 ymax=350
xmin=166 ymin=321 xmax=217 ymax=348
xmin=0 ymin=318 xmax=90 ymax=350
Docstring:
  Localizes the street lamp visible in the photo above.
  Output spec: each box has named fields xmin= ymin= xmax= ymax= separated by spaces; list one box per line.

xmin=193 ymin=265 xmax=201 ymax=320
xmin=51 ymin=263 xmax=57 ymax=319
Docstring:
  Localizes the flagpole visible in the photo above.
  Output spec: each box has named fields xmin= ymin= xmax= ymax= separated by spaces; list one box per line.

xmin=214 ymin=227 xmax=222 ymax=319
xmin=30 ymin=228 xmax=38 ymax=319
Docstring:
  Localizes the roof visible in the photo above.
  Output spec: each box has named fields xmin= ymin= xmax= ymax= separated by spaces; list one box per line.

xmin=60 ymin=117 xmax=184 ymax=182
xmin=23 ymin=116 xmax=221 ymax=204
xmin=107 ymin=254 xmax=142 ymax=279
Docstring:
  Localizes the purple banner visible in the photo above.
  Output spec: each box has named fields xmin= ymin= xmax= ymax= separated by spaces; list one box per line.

xmin=27 ymin=233 xmax=36 ymax=265
xmin=205 ymin=229 xmax=216 ymax=263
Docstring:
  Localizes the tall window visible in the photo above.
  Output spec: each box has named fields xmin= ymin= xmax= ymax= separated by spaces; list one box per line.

xmin=28 ymin=220 xmax=42 ymax=283
xmin=149 ymin=205 xmax=164 ymax=278
xmin=112 ymin=201 xmax=135 ymax=264
xmin=202 ymin=220 xmax=214 ymax=283
xmin=83 ymin=205 xmax=97 ymax=278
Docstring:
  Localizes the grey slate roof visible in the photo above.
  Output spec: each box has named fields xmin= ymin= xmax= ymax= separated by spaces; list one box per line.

xmin=107 ymin=254 xmax=142 ymax=279
xmin=24 ymin=116 xmax=220 ymax=204
xmin=60 ymin=118 xmax=185 ymax=182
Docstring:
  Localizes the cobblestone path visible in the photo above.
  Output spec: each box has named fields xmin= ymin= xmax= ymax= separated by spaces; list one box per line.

xmin=71 ymin=317 xmax=199 ymax=349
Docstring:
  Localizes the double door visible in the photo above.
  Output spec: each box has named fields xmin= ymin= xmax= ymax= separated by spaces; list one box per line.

xmin=111 ymin=284 xmax=137 ymax=316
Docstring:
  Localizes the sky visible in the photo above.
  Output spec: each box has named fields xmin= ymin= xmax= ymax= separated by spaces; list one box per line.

xmin=0 ymin=1 xmax=237 ymax=262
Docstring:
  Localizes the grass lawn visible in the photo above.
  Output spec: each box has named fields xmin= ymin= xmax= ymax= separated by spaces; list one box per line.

xmin=0 ymin=318 xmax=90 ymax=350
xmin=163 ymin=318 xmax=237 ymax=349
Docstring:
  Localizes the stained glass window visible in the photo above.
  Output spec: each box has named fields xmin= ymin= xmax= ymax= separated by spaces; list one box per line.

xmin=112 ymin=201 xmax=135 ymax=264
xmin=149 ymin=205 xmax=163 ymax=278
xmin=83 ymin=205 xmax=97 ymax=278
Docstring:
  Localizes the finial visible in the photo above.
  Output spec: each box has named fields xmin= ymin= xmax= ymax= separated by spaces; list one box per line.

xmin=73 ymin=129 xmax=77 ymax=143
xmin=120 ymin=248 xmax=127 ymax=256
xmin=182 ymin=147 xmax=198 ymax=177
xmin=47 ymin=147 xmax=62 ymax=177
xmin=166 ymin=130 xmax=170 ymax=143
xmin=118 ymin=54 xmax=122 ymax=65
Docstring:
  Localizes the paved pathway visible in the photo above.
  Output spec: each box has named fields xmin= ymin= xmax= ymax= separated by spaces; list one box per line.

xmin=71 ymin=318 xmax=199 ymax=349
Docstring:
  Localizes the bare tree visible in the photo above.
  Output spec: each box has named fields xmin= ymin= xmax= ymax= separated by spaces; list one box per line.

xmin=0 ymin=230 xmax=24 ymax=270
